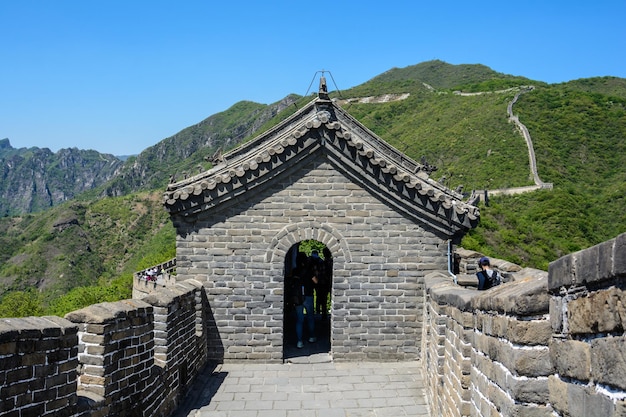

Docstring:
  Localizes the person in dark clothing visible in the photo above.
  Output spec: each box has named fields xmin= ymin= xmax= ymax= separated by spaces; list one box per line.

xmin=476 ymin=256 xmax=501 ymax=290
xmin=295 ymin=252 xmax=317 ymax=348
xmin=314 ymin=248 xmax=332 ymax=319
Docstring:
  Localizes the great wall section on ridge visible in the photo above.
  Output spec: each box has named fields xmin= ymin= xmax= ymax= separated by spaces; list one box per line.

xmin=488 ymin=86 xmax=553 ymax=197
xmin=340 ymin=84 xmax=554 ymax=201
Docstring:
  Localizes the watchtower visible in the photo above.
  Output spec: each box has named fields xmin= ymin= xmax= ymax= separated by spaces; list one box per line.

xmin=163 ymin=78 xmax=479 ymax=361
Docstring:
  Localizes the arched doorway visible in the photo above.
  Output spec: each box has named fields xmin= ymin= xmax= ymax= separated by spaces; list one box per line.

xmin=283 ymin=240 xmax=332 ymax=361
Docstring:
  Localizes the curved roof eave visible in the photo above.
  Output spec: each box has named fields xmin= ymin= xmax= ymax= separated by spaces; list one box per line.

xmin=163 ymin=97 xmax=480 ymax=236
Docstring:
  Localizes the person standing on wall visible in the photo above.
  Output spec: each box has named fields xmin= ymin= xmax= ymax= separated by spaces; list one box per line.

xmin=294 ymin=252 xmax=317 ymax=348
xmin=314 ymin=248 xmax=331 ymax=320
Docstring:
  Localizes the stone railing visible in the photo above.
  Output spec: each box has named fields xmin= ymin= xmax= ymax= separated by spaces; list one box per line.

xmin=0 ymin=279 xmax=209 ymax=417
xmin=423 ymin=233 xmax=626 ymax=416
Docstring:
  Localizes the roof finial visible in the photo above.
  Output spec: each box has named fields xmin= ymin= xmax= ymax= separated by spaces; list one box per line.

xmin=318 ymin=71 xmax=329 ymax=100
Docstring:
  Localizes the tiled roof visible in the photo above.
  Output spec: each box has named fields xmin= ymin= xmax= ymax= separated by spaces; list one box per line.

xmin=164 ymin=97 xmax=479 ymax=235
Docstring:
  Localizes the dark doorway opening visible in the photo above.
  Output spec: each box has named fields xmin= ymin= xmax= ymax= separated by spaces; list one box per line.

xmin=283 ymin=240 xmax=332 ymax=361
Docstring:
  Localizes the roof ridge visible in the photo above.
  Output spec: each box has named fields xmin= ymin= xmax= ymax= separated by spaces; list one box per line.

xmin=163 ymin=98 xmax=479 ymax=234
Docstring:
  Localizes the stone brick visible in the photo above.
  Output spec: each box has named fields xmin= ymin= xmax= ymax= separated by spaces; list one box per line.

xmin=615 ymin=233 xmax=626 ymax=278
xmin=549 ymin=374 xmax=621 ymax=417
xmin=472 ymin=273 xmax=549 ymax=316
xmin=598 ymin=238 xmax=616 ymax=283
xmin=18 ymin=403 xmax=45 ymax=417
xmin=549 ymin=296 xmax=564 ymax=334
xmin=506 ymin=374 xmax=549 ymax=405
xmin=568 ymin=287 xmax=626 ymax=335
xmin=577 ymin=241 xmax=601 ymax=285
xmin=550 ymin=338 xmax=591 ymax=381
xmin=479 ymin=332 xmax=552 ymax=377
xmin=506 ymin=404 xmax=554 ymax=417
xmin=591 ymin=335 xmax=626 ymax=391
xmin=548 ymin=375 xmax=570 ymax=416
xmin=512 ymin=346 xmax=552 ymax=377
xmin=507 ymin=318 xmax=552 ymax=346
xmin=0 ymin=340 xmax=17 ymax=355
xmin=548 ymin=253 xmax=575 ymax=291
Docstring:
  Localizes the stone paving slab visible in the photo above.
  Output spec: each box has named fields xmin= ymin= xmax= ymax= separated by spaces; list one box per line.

xmin=173 ymin=361 xmax=430 ymax=417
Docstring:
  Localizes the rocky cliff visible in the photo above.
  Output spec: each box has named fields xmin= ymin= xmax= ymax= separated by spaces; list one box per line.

xmin=0 ymin=139 xmax=124 ymax=215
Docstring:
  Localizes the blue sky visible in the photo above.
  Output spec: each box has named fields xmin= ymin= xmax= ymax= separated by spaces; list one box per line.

xmin=1 ymin=1 xmax=624 ymax=156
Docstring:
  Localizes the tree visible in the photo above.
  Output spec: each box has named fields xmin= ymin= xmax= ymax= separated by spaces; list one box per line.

xmin=0 ymin=290 xmax=43 ymax=318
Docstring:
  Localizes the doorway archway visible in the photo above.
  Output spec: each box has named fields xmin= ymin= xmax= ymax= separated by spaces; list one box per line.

xmin=283 ymin=240 xmax=332 ymax=361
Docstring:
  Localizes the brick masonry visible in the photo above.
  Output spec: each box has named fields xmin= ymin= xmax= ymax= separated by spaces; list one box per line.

xmin=547 ymin=232 xmax=626 ymax=417
xmin=0 ymin=279 xmax=210 ymax=417
xmin=0 ymin=316 xmax=78 ymax=417
xmin=423 ymin=233 xmax=626 ymax=417
xmin=0 ymin=233 xmax=625 ymax=417
xmin=173 ymin=160 xmax=447 ymax=361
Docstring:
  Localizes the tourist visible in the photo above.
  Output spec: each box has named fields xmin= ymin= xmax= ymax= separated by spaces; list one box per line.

xmin=476 ymin=256 xmax=501 ymax=290
xmin=294 ymin=252 xmax=317 ymax=348
xmin=314 ymin=248 xmax=331 ymax=320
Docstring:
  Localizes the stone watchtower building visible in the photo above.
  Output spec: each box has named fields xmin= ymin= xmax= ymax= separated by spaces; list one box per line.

xmin=163 ymin=78 xmax=480 ymax=362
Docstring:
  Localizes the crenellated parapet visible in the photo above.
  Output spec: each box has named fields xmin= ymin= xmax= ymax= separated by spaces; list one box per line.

xmin=2 ymin=234 xmax=624 ymax=416
xmin=423 ymin=267 xmax=552 ymax=416
xmin=547 ymin=232 xmax=626 ymax=416
xmin=0 ymin=279 xmax=210 ymax=417
xmin=0 ymin=316 xmax=79 ymax=416
xmin=423 ymin=232 xmax=626 ymax=416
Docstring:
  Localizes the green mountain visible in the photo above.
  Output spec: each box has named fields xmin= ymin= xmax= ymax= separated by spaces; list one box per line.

xmin=101 ymin=96 xmax=300 ymax=197
xmin=1 ymin=60 xmax=625 ymax=317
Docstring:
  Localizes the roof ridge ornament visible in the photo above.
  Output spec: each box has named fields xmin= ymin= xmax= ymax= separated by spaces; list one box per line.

xmin=319 ymin=73 xmax=329 ymax=100
xmin=419 ymin=156 xmax=438 ymax=175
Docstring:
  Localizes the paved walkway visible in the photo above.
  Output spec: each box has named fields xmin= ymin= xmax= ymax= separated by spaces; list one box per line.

xmin=172 ymin=359 xmax=430 ymax=417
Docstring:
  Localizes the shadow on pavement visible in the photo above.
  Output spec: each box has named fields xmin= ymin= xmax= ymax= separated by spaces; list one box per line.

xmin=170 ymin=362 xmax=226 ymax=417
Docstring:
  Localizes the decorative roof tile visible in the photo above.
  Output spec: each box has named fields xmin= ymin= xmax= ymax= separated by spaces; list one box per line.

xmin=164 ymin=96 xmax=479 ymax=236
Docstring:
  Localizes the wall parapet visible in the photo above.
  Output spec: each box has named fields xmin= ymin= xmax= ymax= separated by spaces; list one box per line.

xmin=547 ymin=232 xmax=626 ymax=416
xmin=0 ymin=316 xmax=79 ymax=417
xmin=424 ymin=234 xmax=626 ymax=416
xmin=0 ymin=280 xmax=209 ymax=417
xmin=423 ymin=268 xmax=553 ymax=417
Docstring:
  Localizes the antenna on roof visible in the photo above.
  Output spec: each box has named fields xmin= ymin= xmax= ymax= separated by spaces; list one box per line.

xmin=304 ymin=70 xmax=343 ymax=99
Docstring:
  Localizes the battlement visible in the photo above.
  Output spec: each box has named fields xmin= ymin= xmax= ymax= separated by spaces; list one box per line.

xmin=0 ymin=279 xmax=209 ymax=417
xmin=1 ymin=233 xmax=624 ymax=416
xmin=423 ymin=232 xmax=626 ymax=416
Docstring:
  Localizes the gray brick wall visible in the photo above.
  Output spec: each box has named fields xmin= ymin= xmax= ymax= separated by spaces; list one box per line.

xmin=174 ymin=160 xmax=448 ymax=361
xmin=0 ymin=316 xmax=78 ymax=417
xmin=423 ymin=270 xmax=554 ymax=417
xmin=548 ymin=232 xmax=626 ymax=417
xmin=423 ymin=235 xmax=626 ymax=417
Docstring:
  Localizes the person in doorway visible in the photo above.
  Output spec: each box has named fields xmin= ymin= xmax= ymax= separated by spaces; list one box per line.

xmin=314 ymin=248 xmax=331 ymax=320
xmin=476 ymin=256 xmax=501 ymax=290
xmin=294 ymin=252 xmax=317 ymax=348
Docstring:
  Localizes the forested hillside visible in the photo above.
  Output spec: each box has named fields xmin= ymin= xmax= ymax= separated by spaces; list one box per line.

xmin=1 ymin=60 xmax=625 ymax=317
